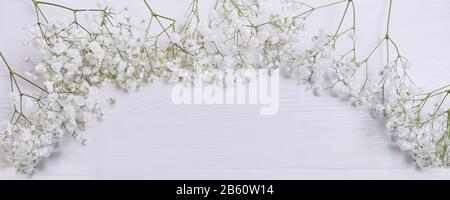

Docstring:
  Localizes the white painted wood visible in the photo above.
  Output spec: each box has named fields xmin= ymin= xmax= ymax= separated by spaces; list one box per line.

xmin=0 ymin=0 xmax=449 ymax=179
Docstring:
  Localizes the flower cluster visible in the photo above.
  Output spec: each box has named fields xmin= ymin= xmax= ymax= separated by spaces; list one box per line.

xmin=0 ymin=1 xmax=145 ymax=174
xmin=387 ymin=85 xmax=450 ymax=167
xmin=171 ymin=0 xmax=311 ymax=84
xmin=0 ymin=0 xmax=448 ymax=174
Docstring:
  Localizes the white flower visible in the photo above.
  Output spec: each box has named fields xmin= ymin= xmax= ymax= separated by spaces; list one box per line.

xmin=52 ymin=42 xmax=68 ymax=54
xmin=66 ymin=49 xmax=80 ymax=58
xmin=89 ymin=41 xmax=105 ymax=59
xmin=64 ymin=104 xmax=76 ymax=118
xmin=44 ymin=81 xmax=54 ymax=92
xmin=21 ymin=128 xmax=33 ymax=141
xmin=51 ymin=61 xmax=63 ymax=72
xmin=184 ymin=38 xmax=198 ymax=52
xmin=35 ymin=63 xmax=47 ymax=74
xmin=38 ymin=147 xmax=52 ymax=158
xmin=48 ymin=93 xmax=59 ymax=103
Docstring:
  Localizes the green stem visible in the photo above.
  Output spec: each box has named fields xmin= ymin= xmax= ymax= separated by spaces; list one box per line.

xmin=328 ymin=0 xmax=350 ymax=46
xmin=34 ymin=0 xmax=103 ymax=12
xmin=143 ymin=0 xmax=176 ymax=38
xmin=0 ymin=52 xmax=14 ymax=73
xmin=334 ymin=1 xmax=350 ymax=36
xmin=350 ymin=0 xmax=356 ymax=59
xmin=386 ymin=0 xmax=393 ymax=37
xmin=293 ymin=0 xmax=347 ymax=19
xmin=15 ymin=73 xmax=49 ymax=93
xmin=316 ymin=0 xmax=347 ymax=10
xmin=0 ymin=52 xmax=49 ymax=94
xmin=34 ymin=1 xmax=75 ymax=12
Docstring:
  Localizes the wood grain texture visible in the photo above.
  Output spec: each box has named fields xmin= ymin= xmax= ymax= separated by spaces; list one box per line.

xmin=0 ymin=0 xmax=449 ymax=179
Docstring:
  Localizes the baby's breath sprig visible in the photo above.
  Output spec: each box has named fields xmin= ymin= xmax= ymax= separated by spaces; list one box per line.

xmin=142 ymin=0 xmax=176 ymax=41
xmin=386 ymin=84 xmax=450 ymax=167
xmin=0 ymin=51 xmax=79 ymax=174
xmin=0 ymin=52 xmax=48 ymax=127
xmin=358 ymin=0 xmax=412 ymax=103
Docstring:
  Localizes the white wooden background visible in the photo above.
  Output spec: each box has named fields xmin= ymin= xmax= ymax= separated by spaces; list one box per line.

xmin=0 ymin=0 xmax=449 ymax=179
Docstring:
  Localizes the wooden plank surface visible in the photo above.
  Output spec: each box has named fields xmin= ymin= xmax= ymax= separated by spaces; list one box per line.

xmin=0 ymin=0 xmax=449 ymax=179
